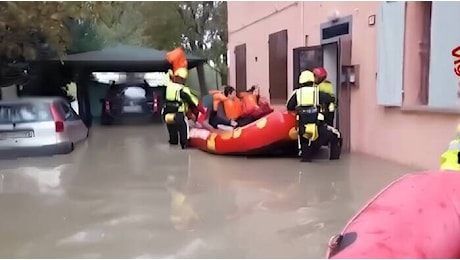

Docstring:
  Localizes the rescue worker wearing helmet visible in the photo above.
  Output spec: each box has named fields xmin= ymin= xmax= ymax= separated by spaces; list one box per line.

xmin=313 ymin=67 xmax=336 ymax=127
xmin=440 ymin=123 xmax=460 ymax=171
xmin=286 ymin=70 xmax=342 ymax=162
xmin=163 ymin=67 xmax=199 ymax=149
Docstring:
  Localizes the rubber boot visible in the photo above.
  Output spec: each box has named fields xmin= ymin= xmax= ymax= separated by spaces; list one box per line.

xmin=169 ymin=140 xmax=179 ymax=145
xmin=329 ymin=139 xmax=342 ymax=160
xmin=300 ymin=145 xmax=313 ymax=162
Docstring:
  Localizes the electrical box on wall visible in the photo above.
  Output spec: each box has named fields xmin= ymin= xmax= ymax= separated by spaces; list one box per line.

xmin=342 ymin=65 xmax=360 ymax=88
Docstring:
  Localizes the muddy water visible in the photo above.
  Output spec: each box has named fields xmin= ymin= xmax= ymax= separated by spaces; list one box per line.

xmin=0 ymin=125 xmax=416 ymax=258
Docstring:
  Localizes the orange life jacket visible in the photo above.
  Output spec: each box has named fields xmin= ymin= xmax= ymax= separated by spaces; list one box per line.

xmin=166 ymin=47 xmax=188 ymax=74
xmin=239 ymin=92 xmax=259 ymax=107
xmin=212 ymin=92 xmax=226 ymax=111
xmin=224 ymin=98 xmax=242 ymax=120
xmin=211 ymin=92 xmax=242 ymax=120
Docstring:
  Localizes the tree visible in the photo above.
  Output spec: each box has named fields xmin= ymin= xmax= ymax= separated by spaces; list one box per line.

xmin=95 ymin=2 xmax=147 ymax=47
xmin=177 ymin=1 xmax=228 ymax=83
xmin=140 ymin=1 xmax=228 ymax=83
xmin=140 ymin=2 xmax=186 ymax=50
xmin=68 ymin=19 xmax=105 ymax=54
xmin=0 ymin=1 xmax=117 ymax=61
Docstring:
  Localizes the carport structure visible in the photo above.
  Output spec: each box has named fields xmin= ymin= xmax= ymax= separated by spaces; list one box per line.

xmin=37 ymin=45 xmax=207 ymax=127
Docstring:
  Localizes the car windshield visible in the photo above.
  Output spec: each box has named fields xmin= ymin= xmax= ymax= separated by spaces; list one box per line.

xmin=122 ymin=86 xmax=146 ymax=99
xmin=0 ymin=103 xmax=53 ymax=124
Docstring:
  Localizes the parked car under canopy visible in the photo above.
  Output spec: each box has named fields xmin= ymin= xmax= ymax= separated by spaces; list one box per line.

xmin=27 ymin=45 xmax=207 ymax=127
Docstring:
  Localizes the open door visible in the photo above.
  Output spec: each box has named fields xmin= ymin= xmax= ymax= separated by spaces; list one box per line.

xmin=234 ymin=44 xmax=247 ymax=93
xmin=293 ymin=45 xmax=323 ymax=90
xmin=337 ymin=36 xmax=352 ymax=153
xmin=269 ymin=30 xmax=288 ymax=103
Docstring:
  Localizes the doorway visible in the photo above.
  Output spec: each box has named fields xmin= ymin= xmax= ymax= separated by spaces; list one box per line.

xmin=292 ymin=45 xmax=323 ymax=90
xmin=268 ymin=30 xmax=288 ymax=103
xmin=234 ymin=44 xmax=247 ymax=93
xmin=292 ymin=37 xmax=352 ymax=153
xmin=322 ymin=43 xmax=338 ymax=96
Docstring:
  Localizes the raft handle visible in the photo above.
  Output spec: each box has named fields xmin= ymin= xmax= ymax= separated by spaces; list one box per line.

xmin=328 ymin=233 xmax=343 ymax=249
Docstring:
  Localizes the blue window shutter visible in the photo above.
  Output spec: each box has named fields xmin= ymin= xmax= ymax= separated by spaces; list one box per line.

xmin=376 ymin=2 xmax=405 ymax=106
xmin=428 ymin=2 xmax=460 ymax=109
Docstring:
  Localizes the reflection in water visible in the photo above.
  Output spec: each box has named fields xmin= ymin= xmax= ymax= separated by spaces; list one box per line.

xmin=0 ymin=164 xmax=69 ymax=195
xmin=164 ymin=238 xmax=209 ymax=258
xmin=57 ymin=230 xmax=105 ymax=246
xmin=165 ymin=175 xmax=199 ymax=231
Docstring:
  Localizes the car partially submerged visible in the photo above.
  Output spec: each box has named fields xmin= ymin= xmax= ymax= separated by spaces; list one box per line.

xmin=0 ymin=97 xmax=88 ymax=158
xmin=99 ymin=81 xmax=165 ymax=125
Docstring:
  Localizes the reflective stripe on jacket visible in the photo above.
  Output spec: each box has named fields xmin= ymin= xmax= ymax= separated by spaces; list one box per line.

xmin=296 ymin=86 xmax=319 ymax=107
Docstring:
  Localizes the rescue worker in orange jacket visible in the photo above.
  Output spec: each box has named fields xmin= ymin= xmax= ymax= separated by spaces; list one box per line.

xmin=286 ymin=70 xmax=342 ymax=162
xmin=313 ymin=67 xmax=336 ymax=127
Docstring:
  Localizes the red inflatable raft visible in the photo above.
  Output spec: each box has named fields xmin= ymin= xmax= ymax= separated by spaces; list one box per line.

xmin=327 ymin=170 xmax=460 ymax=259
xmin=189 ymin=111 xmax=298 ymax=155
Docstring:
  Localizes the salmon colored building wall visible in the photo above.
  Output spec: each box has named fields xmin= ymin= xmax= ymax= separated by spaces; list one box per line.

xmin=227 ymin=1 xmax=460 ymax=170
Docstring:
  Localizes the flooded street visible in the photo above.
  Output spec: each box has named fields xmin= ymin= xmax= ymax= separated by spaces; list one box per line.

xmin=0 ymin=124 xmax=416 ymax=258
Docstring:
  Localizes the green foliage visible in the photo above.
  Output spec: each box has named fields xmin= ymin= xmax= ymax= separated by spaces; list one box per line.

xmin=0 ymin=1 xmax=229 ymax=83
xmin=0 ymin=1 xmax=117 ymax=61
xmin=140 ymin=2 xmax=185 ymax=50
xmin=95 ymin=2 xmax=147 ymax=47
xmin=137 ymin=1 xmax=228 ymax=82
xmin=176 ymin=1 xmax=228 ymax=82
xmin=68 ymin=20 xmax=104 ymax=54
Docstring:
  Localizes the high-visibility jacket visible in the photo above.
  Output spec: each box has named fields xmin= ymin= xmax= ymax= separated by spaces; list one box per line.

xmin=318 ymin=80 xmax=335 ymax=96
xmin=318 ymin=80 xmax=336 ymax=112
xmin=295 ymin=86 xmax=320 ymax=108
xmin=286 ymin=85 xmax=324 ymax=121
xmin=183 ymin=86 xmax=199 ymax=106
xmin=441 ymin=139 xmax=460 ymax=171
xmin=165 ymin=82 xmax=198 ymax=113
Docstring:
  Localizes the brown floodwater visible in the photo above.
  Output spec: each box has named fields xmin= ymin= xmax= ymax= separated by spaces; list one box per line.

xmin=0 ymin=124 xmax=416 ymax=258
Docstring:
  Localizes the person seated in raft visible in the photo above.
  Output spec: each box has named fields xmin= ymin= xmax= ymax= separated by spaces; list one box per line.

xmin=440 ymin=123 xmax=460 ymax=171
xmin=209 ymin=86 xmax=255 ymax=129
xmin=238 ymin=85 xmax=274 ymax=120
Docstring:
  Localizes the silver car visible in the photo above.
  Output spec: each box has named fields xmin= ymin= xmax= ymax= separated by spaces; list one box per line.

xmin=0 ymin=97 xmax=88 ymax=158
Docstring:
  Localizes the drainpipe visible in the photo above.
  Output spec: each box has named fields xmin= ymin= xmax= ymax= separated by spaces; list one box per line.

xmin=300 ymin=1 xmax=304 ymax=45
xmin=229 ymin=2 xmax=299 ymax=35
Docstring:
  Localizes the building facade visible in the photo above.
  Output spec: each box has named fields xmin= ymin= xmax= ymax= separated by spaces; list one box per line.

xmin=227 ymin=1 xmax=460 ymax=169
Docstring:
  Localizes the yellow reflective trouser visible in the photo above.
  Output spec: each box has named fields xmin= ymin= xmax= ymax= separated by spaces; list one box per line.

xmin=440 ymin=150 xmax=460 ymax=171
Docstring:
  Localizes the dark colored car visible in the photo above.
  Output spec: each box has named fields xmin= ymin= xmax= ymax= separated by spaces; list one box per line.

xmin=100 ymin=81 xmax=165 ymax=125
